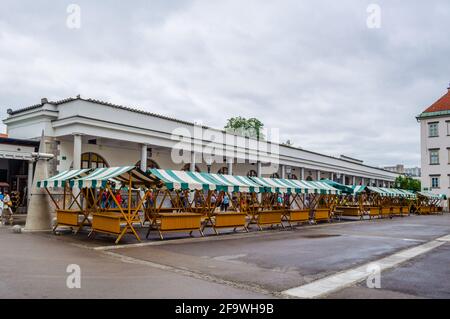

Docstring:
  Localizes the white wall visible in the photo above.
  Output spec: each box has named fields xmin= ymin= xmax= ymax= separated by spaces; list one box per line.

xmin=420 ymin=116 xmax=450 ymax=201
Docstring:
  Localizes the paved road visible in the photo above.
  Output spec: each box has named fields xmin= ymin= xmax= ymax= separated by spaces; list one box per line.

xmin=1 ymin=214 xmax=449 ymax=298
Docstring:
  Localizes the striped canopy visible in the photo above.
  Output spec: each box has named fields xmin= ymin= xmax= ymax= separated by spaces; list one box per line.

xmin=349 ymin=185 xmax=366 ymax=194
xmin=71 ymin=166 xmax=155 ymax=189
xmin=397 ymin=189 xmax=416 ymax=199
xmin=321 ymin=179 xmax=354 ymax=194
xmin=250 ymin=177 xmax=341 ymax=194
xmin=250 ymin=177 xmax=290 ymax=193
xmin=418 ymin=191 xmax=446 ymax=200
xmin=148 ymin=169 xmax=231 ymax=191
xmin=37 ymin=169 xmax=91 ymax=188
xmin=209 ymin=173 xmax=265 ymax=193
xmin=367 ymin=186 xmax=393 ymax=197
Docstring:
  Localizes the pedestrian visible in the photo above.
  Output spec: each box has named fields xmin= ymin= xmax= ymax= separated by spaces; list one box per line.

xmin=2 ymin=191 xmax=13 ymax=225
xmin=277 ymin=194 xmax=283 ymax=207
xmin=101 ymin=191 xmax=108 ymax=209
xmin=0 ymin=192 xmax=4 ymax=219
xmin=222 ymin=193 xmax=230 ymax=212
xmin=115 ymin=191 xmax=123 ymax=208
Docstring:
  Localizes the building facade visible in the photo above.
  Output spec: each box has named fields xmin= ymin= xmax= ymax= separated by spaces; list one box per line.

xmin=417 ymin=85 xmax=450 ymax=199
xmin=3 ymin=97 xmax=399 ymax=187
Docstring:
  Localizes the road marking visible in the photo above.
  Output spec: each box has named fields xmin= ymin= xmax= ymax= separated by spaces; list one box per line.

xmin=101 ymin=250 xmax=279 ymax=298
xmin=282 ymin=234 xmax=449 ymax=298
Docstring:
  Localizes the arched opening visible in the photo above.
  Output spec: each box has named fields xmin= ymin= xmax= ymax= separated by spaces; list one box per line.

xmin=182 ymin=163 xmax=200 ymax=172
xmin=71 ymin=152 xmax=109 ymax=169
xmin=247 ymin=170 xmax=257 ymax=177
xmin=136 ymin=159 xmax=160 ymax=170
xmin=217 ymin=167 xmax=228 ymax=175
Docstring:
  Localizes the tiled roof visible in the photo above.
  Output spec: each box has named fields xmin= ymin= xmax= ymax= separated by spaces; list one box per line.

xmin=422 ymin=88 xmax=450 ymax=114
xmin=6 ymin=96 xmax=204 ymax=127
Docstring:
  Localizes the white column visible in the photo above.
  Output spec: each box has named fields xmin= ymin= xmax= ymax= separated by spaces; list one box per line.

xmin=227 ymin=158 xmax=233 ymax=175
xmin=300 ymin=167 xmax=304 ymax=180
xmin=140 ymin=144 xmax=147 ymax=171
xmin=330 ymin=172 xmax=334 ymax=181
xmin=317 ymin=170 xmax=321 ymax=181
xmin=281 ymin=165 xmax=286 ymax=179
xmin=361 ymin=177 xmax=365 ymax=185
xmin=27 ymin=160 xmax=34 ymax=207
xmin=190 ymin=151 xmax=196 ymax=172
xmin=257 ymin=161 xmax=262 ymax=177
xmin=342 ymin=174 xmax=346 ymax=184
xmin=352 ymin=176 xmax=356 ymax=185
xmin=73 ymin=134 xmax=82 ymax=169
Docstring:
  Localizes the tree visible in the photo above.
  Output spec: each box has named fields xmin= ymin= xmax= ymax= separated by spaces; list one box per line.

xmin=394 ymin=175 xmax=421 ymax=191
xmin=224 ymin=116 xmax=265 ymax=140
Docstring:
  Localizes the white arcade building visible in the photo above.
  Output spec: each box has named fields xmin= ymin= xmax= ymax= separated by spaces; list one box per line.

xmin=3 ymin=96 xmax=398 ymax=194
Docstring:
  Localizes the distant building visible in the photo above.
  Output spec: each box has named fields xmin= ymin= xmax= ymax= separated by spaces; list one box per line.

xmin=383 ymin=164 xmax=405 ymax=174
xmin=404 ymin=167 xmax=421 ymax=177
xmin=416 ymin=84 xmax=450 ymax=201
xmin=383 ymin=164 xmax=421 ymax=178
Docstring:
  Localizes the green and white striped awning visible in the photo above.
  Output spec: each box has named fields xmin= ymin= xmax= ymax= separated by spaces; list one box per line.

xmin=397 ymin=189 xmax=416 ymax=199
xmin=37 ymin=169 xmax=91 ymax=188
xmin=418 ymin=191 xmax=446 ymax=200
xmin=367 ymin=186 xmax=392 ymax=197
xmin=249 ymin=177 xmax=341 ymax=194
xmin=71 ymin=166 xmax=156 ymax=189
xmin=250 ymin=177 xmax=291 ymax=193
xmin=349 ymin=185 xmax=366 ymax=194
xmin=148 ymin=169 xmax=231 ymax=191
xmin=209 ymin=173 xmax=265 ymax=193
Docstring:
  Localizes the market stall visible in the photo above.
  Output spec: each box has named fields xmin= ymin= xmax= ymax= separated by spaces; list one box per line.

xmin=71 ymin=166 xmax=156 ymax=244
xmin=37 ymin=169 xmax=92 ymax=233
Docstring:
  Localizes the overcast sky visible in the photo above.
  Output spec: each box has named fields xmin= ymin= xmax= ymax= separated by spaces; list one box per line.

xmin=1 ymin=0 xmax=449 ymax=167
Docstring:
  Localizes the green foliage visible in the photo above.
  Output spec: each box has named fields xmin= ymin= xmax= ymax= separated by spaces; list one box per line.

xmin=224 ymin=116 xmax=265 ymax=140
xmin=394 ymin=175 xmax=421 ymax=191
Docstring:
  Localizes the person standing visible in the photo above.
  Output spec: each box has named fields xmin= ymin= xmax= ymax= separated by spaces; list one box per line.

xmin=222 ymin=193 xmax=230 ymax=212
xmin=2 ymin=192 xmax=13 ymax=225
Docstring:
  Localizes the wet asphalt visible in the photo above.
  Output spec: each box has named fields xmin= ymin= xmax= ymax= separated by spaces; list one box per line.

xmin=1 ymin=214 xmax=449 ymax=298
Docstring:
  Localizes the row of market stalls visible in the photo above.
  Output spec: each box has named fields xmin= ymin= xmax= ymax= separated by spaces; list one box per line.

xmin=37 ymin=166 xmax=447 ymax=244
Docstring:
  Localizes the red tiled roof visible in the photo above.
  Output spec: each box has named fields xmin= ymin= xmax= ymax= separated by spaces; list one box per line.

xmin=423 ymin=88 xmax=450 ymax=113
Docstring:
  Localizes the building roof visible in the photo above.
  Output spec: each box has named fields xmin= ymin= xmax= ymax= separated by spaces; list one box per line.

xmin=417 ymin=86 xmax=450 ymax=119
xmin=0 ymin=137 xmax=39 ymax=147
xmin=5 ymin=96 xmax=398 ymax=175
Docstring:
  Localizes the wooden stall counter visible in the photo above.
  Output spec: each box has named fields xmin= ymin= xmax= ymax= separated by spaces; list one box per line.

xmin=147 ymin=212 xmax=203 ymax=240
xmin=206 ymin=212 xmax=248 ymax=235
xmin=54 ymin=209 xmax=91 ymax=233
xmin=283 ymin=209 xmax=310 ymax=227
xmin=314 ymin=208 xmax=331 ymax=223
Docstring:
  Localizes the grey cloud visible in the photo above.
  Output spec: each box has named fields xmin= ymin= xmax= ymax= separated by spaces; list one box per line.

xmin=0 ymin=0 xmax=449 ymax=167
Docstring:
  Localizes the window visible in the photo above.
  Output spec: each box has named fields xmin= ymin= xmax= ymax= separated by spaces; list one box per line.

xmin=247 ymin=170 xmax=257 ymax=177
xmin=447 ymin=122 xmax=450 ymax=135
xmin=217 ymin=167 xmax=228 ymax=175
xmin=429 ymin=149 xmax=440 ymax=165
xmin=80 ymin=152 xmax=108 ymax=169
xmin=431 ymin=176 xmax=440 ymax=188
xmin=287 ymin=174 xmax=297 ymax=180
xmin=181 ymin=163 xmax=200 ymax=172
xmin=428 ymin=122 xmax=439 ymax=137
xmin=135 ymin=159 xmax=160 ymax=170
xmin=270 ymin=173 xmax=279 ymax=178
